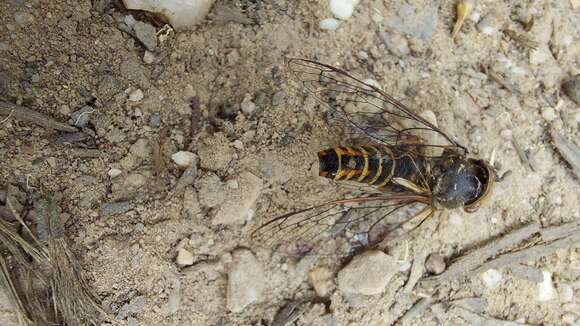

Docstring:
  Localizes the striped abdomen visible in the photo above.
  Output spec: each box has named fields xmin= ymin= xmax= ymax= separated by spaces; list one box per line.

xmin=318 ymin=146 xmax=424 ymax=189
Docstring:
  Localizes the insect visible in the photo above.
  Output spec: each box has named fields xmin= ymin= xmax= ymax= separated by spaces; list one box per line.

xmin=251 ymin=58 xmax=495 ymax=256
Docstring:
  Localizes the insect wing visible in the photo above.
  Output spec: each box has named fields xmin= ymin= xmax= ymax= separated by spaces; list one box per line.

xmin=251 ymin=194 xmax=429 ymax=257
xmin=287 ymin=58 xmax=466 ymax=155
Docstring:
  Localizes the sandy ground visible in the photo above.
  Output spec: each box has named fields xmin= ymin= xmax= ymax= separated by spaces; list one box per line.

xmin=0 ymin=0 xmax=579 ymax=325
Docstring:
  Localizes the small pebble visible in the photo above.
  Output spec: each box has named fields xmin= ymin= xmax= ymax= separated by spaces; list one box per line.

xmin=124 ymin=15 xmax=137 ymax=27
xmin=176 ymin=248 xmax=194 ymax=267
xmin=481 ymin=269 xmax=502 ymax=288
xmin=240 ymin=96 xmax=256 ymax=115
xmin=537 ymin=271 xmax=556 ymax=301
xmin=425 ymin=253 xmax=446 ymax=275
xmin=337 ymin=250 xmax=398 ymax=295
xmin=70 ymin=105 xmax=94 ymax=127
xmin=108 ymin=168 xmax=122 ymax=178
xmin=308 ymin=266 xmax=335 ymax=297
xmin=143 ymin=50 xmax=155 ymax=64
xmin=541 ymin=107 xmax=557 ymax=121
xmin=329 ymin=0 xmax=355 ymax=20
xmin=562 ymin=74 xmax=580 ymax=105
xmin=133 ymin=21 xmax=157 ymax=51
xmin=477 ymin=14 xmax=499 ymax=35
xmin=319 ymin=18 xmax=339 ymax=30
xmin=232 ymin=140 xmax=244 ymax=150
xmin=100 ymin=201 xmax=133 ymax=217
xmin=129 ymin=89 xmax=144 ymax=102
xmin=171 ymin=151 xmax=197 ymax=168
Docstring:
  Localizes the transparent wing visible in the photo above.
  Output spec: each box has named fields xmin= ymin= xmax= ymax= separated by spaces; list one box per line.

xmin=287 ymin=58 xmax=467 ymax=156
xmin=251 ymin=194 xmax=431 ymax=257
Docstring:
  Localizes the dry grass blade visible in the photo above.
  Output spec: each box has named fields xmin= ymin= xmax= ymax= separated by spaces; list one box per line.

xmin=37 ymin=198 xmax=103 ymax=326
xmin=0 ymin=193 xmax=103 ymax=325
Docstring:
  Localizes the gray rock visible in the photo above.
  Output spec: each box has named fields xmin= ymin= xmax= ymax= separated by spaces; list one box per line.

xmin=116 ymin=295 xmax=146 ymax=320
xmin=100 ymin=201 xmax=133 ymax=217
xmin=70 ymin=105 xmax=95 ymax=127
xmin=562 ymin=74 xmax=580 ymax=105
xmin=227 ymin=249 xmax=265 ymax=312
xmin=337 ymin=250 xmax=398 ymax=295
xmin=133 ymin=21 xmax=157 ymax=51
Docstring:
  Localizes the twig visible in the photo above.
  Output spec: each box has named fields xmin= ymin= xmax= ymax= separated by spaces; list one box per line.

xmin=0 ymin=101 xmax=77 ymax=132
xmin=511 ymin=138 xmax=536 ymax=172
xmin=450 ymin=305 xmax=530 ymax=325
xmin=550 ymin=128 xmax=580 ymax=179
xmin=421 ymin=223 xmax=540 ymax=286
xmin=474 ymin=227 xmax=580 ymax=274
xmin=403 ymin=252 xmax=426 ymax=293
xmin=395 ymin=297 xmax=434 ymax=324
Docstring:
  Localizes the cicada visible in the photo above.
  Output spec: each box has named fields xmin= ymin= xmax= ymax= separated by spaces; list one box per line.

xmin=252 ymin=58 xmax=495 ymax=257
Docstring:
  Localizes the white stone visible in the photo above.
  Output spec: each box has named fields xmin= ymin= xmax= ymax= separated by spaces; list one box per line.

xmin=171 ymin=151 xmax=197 ymax=167
xmin=337 ymin=250 xmax=398 ymax=295
xmin=329 ymin=0 xmax=355 ymax=20
xmin=537 ymin=271 xmax=556 ymax=301
xmin=541 ymin=107 xmax=557 ymax=121
xmin=176 ymin=248 xmax=194 ymax=266
xmin=108 ymin=168 xmax=122 ymax=178
xmin=481 ymin=269 xmax=502 ymax=288
xmin=128 ymin=89 xmax=144 ymax=102
xmin=227 ymin=249 xmax=264 ymax=312
xmin=123 ymin=0 xmax=215 ymax=29
xmin=319 ymin=18 xmax=339 ymax=30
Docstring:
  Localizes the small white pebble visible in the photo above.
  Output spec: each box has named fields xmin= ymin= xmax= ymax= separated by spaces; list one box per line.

xmin=129 ymin=89 xmax=144 ymax=102
xmin=541 ymin=107 xmax=557 ymax=121
xmin=537 ymin=271 xmax=556 ymax=302
xmin=232 ymin=140 xmax=244 ymax=150
xmin=176 ymin=248 xmax=194 ymax=267
xmin=558 ymin=283 xmax=574 ymax=302
xmin=575 ymin=112 xmax=580 ymax=123
xmin=481 ymin=269 xmax=502 ymax=288
xmin=329 ymin=0 xmax=355 ymax=20
xmin=319 ymin=18 xmax=339 ymax=30
xmin=108 ymin=168 xmax=122 ymax=178
xmin=171 ymin=151 xmax=196 ymax=167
